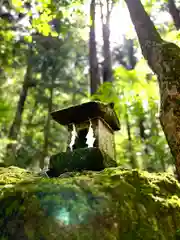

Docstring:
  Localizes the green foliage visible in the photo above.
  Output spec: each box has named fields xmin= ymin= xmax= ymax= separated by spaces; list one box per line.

xmin=93 ymin=60 xmax=173 ymax=171
xmin=0 ymin=0 xmax=178 ymax=173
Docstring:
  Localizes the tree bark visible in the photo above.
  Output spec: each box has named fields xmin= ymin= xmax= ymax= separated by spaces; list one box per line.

xmin=124 ymin=0 xmax=180 ymax=180
xmin=89 ymin=0 xmax=101 ymax=95
xmin=168 ymin=0 xmax=180 ymax=30
xmin=100 ymin=0 xmax=113 ymax=82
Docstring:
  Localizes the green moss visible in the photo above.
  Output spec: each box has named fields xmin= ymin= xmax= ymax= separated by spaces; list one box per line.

xmin=0 ymin=167 xmax=180 ymax=239
xmin=48 ymin=147 xmax=117 ymax=177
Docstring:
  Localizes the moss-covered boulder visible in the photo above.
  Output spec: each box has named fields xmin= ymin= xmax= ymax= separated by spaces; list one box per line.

xmin=0 ymin=166 xmax=180 ymax=239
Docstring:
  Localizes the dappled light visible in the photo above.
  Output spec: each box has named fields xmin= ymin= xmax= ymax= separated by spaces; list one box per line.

xmin=35 ymin=183 xmax=107 ymax=226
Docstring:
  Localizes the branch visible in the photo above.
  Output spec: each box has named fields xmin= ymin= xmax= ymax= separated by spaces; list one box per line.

xmin=168 ymin=0 xmax=180 ymax=30
xmin=124 ymin=0 xmax=162 ymax=42
xmin=124 ymin=0 xmax=163 ymax=73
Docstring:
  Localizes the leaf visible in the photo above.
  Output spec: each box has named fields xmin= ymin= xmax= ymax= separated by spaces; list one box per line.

xmin=24 ymin=36 xmax=32 ymax=43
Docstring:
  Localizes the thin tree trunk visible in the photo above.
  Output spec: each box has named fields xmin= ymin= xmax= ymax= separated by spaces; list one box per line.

xmin=168 ymin=0 xmax=180 ymax=30
xmin=125 ymin=108 xmax=138 ymax=168
xmin=26 ymin=84 xmax=45 ymax=127
xmin=124 ymin=0 xmax=180 ymax=180
xmin=40 ymin=81 xmax=53 ymax=170
xmin=89 ymin=0 xmax=101 ymax=95
xmin=138 ymin=116 xmax=150 ymax=156
xmin=6 ymin=46 xmax=33 ymax=164
xmin=38 ymin=58 xmax=52 ymax=169
xmin=8 ymin=56 xmax=32 ymax=140
xmin=150 ymin=117 xmax=166 ymax=172
xmin=100 ymin=0 xmax=113 ymax=82
xmin=27 ymin=98 xmax=38 ymax=127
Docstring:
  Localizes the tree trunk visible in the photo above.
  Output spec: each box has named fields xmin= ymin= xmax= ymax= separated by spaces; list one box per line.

xmin=27 ymin=98 xmax=38 ymax=127
xmin=89 ymin=0 xmax=101 ymax=95
xmin=6 ymin=47 xmax=33 ymax=164
xmin=38 ymin=58 xmax=54 ymax=170
xmin=125 ymin=110 xmax=138 ymax=168
xmin=100 ymin=0 xmax=113 ymax=82
xmin=124 ymin=0 xmax=180 ymax=180
xmin=8 ymin=61 xmax=32 ymax=140
xmin=40 ymin=82 xmax=53 ymax=170
xmin=138 ymin=116 xmax=150 ymax=156
xmin=168 ymin=0 xmax=180 ymax=30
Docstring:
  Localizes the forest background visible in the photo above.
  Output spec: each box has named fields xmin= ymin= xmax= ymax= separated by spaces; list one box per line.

xmin=0 ymin=0 xmax=179 ymax=174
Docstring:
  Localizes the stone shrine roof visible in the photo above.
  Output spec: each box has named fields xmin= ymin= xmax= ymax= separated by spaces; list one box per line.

xmin=51 ymin=101 xmax=120 ymax=131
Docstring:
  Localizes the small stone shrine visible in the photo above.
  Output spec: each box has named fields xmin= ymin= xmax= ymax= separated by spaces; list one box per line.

xmin=47 ymin=101 xmax=120 ymax=177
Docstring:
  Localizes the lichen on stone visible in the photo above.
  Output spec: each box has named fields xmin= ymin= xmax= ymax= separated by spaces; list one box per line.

xmin=0 ymin=166 xmax=180 ymax=239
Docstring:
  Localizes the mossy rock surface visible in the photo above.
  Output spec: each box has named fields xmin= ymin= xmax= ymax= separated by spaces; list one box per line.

xmin=0 ymin=166 xmax=180 ymax=239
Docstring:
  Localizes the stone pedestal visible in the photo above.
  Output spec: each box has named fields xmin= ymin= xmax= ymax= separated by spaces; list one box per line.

xmin=47 ymin=147 xmax=117 ymax=177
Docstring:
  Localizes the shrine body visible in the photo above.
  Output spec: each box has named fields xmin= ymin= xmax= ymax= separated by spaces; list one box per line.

xmin=48 ymin=101 xmax=120 ymax=177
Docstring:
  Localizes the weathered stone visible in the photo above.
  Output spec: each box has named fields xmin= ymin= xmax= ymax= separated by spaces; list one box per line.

xmin=47 ymin=147 xmax=117 ymax=177
xmin=0 ymin=166 xmax=180 ymax=239
xmin=50 ymin=101 xmax=120 ymax=174
xmin=51 ymin=101 xmax=120 ymax=156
